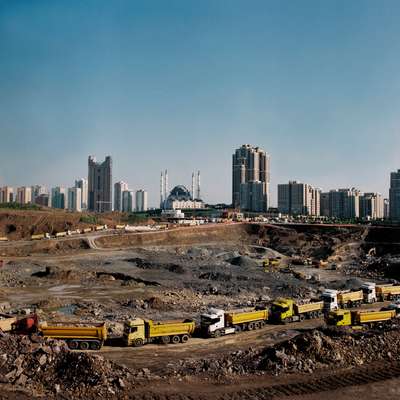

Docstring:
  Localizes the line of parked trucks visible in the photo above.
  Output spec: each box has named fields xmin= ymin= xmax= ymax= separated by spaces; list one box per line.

xmin=3 ymin=281 xmax=400 ymax=351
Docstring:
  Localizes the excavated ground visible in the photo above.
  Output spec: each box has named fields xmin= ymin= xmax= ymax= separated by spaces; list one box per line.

xmin=0 ymin=222 xmax=400 ymax=399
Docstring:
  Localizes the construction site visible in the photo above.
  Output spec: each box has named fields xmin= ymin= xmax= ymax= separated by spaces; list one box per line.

xmin=1 ymin=210 xmax=400 ymax=399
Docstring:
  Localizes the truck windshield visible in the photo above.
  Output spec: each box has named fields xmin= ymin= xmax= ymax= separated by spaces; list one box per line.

xmin=124 ymin=326 xmax=138 ymax=334
xmin=271 ymin=305 xmax=288 ymax=313
xmin=201 ymin=316 xmax=220 ymax=325
xmin=322 ymin=296 xmax=335 ymax=303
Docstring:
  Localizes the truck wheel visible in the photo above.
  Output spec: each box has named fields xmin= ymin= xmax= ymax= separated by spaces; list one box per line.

xmin=161 ymin=336 xmax=170 ymax=344
xmin=89 ymin=341 xmax=101 ymax=350
xmin=181 ymin=335 xmax=189 ymax=343
xmin=171 ymin=335 xmax=180 ymax=344
xmin=247 ymin=322 xmax=255 ymax=330
xmin=259 ymin=321 xmax=266 ymax=328
xmin=68 ymin=340 xmax=79 ymax=350
xmin=254 ymin=322 xmax=260 ymax=330
xmin=213 ymin=329 xmax=222 ymax=338
xmin=299 ymin=314 xmax=305 ymax=321
xmin=134 ymin=338 xmax=144 ymax=347
xmin=317 ymin=311 xmax=323 ymax=318
xmin=79 ymin=341 xmax=90 ymax=350
xmin=234 ymin=325 xmax=242 ymax=332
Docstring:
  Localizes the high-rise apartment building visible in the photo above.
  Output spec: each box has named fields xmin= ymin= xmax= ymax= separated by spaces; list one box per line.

xmin=122 ymin=190 xmax=134 ymax=213
xmin=278 ymin=181 xmax=320 ymax=216
xmin=328 ymin=188 xmax=360 ymax=219
xmin=35 ymin=194 xmax=50 ymax=207
xmin=31 ymin=185 xmax=48 ymax=204
xmin=359 ymin=193 xmax=384 ymax=220
xmin=389 ymin=170 xmax=400 ymax=221
xmin=0 ymin=186 xmax=14 ymax=203
xmin=114 ymin=181 xmax=129 ymax=212
xmin=51 ymin=187 xmax=67 ymax=209
xmin=88 ymin=156 xmax=112 ymax=213
xmin=135 ymin=190 xmax=148 ymax=212
xmin=68 ymin=187 xmax=82 ymax=212
xmin=320 ymin=192 xmax=330 ymax=217
xmin=75 ymin=178 xmax=88 ymax=210
xmin=16 ymin=187 xmax=32 ymax=205
xmin=240 ymin=181 xmax=267 ymax=212
xmin=232 ymin=144 xmax=270 ymax=211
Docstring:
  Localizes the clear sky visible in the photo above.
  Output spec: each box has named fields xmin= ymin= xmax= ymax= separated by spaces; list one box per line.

xmin=1 ymin=0 xmax=400 ymax=206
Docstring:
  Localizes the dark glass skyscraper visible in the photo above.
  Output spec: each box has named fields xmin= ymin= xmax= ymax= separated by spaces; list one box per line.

xmin=88 ymin=155 xmax=112 ymax=213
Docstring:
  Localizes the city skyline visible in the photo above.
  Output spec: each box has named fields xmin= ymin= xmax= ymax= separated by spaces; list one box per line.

xmin=1 ymin=1 xmax=400 ymax=205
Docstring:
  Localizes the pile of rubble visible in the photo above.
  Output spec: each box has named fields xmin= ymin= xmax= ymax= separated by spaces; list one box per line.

xmin=0 ymin=333 xmax=132 ymax=399
xmin=176 ymin=322 xmax=400 ymax=378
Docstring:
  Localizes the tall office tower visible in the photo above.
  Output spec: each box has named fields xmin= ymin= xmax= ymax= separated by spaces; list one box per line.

xmin=389 ymin=170 xmax=400 ymax=221
xmin=0 ymin=186 xmax=14 ymax=203
xmin=328 ymin=188 xmax=360 ymax=219
xmin=88 ymin=155 xmax=112 ymax=213
xmin=384 ymin=198 xmax=390 ymax=219
xmin=277 ymin=181 xmax=320 ymax=216
xmin=16 ymin=186 xmax=32 ymax=205
xmin=359 ymin=193 xmax=384 ymax=220
xmin=122 ymin=190 xmax=134 ymax=213
xmin=75 ymin=178 xmax=88 ymax=210
xmin=68 ymin=187 xmax=82 ymax=212
xmin=51 ymin=187 xmax=67 ymax=209
xmin=114 ymin=181 xmax=129 ymax=212
xmin=135 ymin=190 xmax=148 ymax=212
xmin=31 ymin=185 xmax=47 ymax=203
xmin=232 ymin=144 xmax=270 ymax=211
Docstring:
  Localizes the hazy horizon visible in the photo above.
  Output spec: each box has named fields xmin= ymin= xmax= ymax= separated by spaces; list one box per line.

xmin=1 ymin=1 xmax=400 ymax=207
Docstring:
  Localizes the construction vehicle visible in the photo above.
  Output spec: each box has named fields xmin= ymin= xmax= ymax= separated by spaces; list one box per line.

xmin=376 ymin=285 xmax=400 ymax=301
xmin=11 ymin=315 xmax=107 ymax=350
xmin=82 ymin=228 xmax=92 ymax=234
xmin=123 ymin=318 xmax=195 ymax=347
xmin=262 ymin=258 xmax=281 ymax=268
xmin=270 ymin=298 xmax=323 ymax=323
xmin=0 ymin=237 xmax=8 ymax=242
xmin=55 ymin=231 xmax=67 ymax=238
xmin=322 ymin=284 xmax=376 ymax=311
xmin=200 ymin=307 xmax=269 ymax=337
xmin=31 ymin=234 xmax=45 ymax=240
xmin=327 ymin=309 xmax=396 ymax=327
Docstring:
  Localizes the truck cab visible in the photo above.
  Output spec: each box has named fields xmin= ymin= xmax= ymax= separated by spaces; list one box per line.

xmin=327 ymin=310 xmax=351 ymax=326
xmin=361 ymin=282 xmax=376 ymax=303
xmin=270 ymin=298 xmax=294 ymax=322
xmin=322 ymin=289 xmax=338 ymax=312
xmin=200 ymin=309 xmax=225 ymax=337
xmin=123 ymin=318 xmax=146 ymax=347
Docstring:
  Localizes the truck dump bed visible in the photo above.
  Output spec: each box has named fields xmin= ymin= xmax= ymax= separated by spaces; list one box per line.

xmin=0 ymin=314 xmax=17 ymax=332
xmin=146 ymin=319 xmax=195 ymax=338
xmin=39 ymin=322 xmax=107 ymax=341
xmin=294 ymin=302 xmax=323 ymax=314
xmin=353 ymin=310 xmax=395 ymax=324
xmin=376 ymin=286 xmax=400 ymax=295
xmin=225 ymin=309 xmax=268 ymax=325
xmin=338 ymin=290 xmax=363 ymax=302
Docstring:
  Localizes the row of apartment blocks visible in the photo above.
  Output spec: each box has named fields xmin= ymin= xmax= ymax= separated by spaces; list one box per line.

xmin=114 ymin=181 xmax=148 ymax=213
xmin=277 ymin=181 xmax=387 ymax=220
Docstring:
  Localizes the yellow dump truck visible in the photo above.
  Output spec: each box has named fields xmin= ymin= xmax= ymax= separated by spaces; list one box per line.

xmin=82 ymin=228 xmax=92 ymax=234
xmin=200 ymin=307 xmax=269 ymax=337
xmin=31 ymin=234 xmax=45 ymax=240
xmin=327 ymin=309 xmax=396 ymax=327
xmin=270 ymin=298 xmax=323 ymax=323
xmin=376 ymin=285 xmax=400 ymax=301
xmin=337 ymin=290 xmax=363 ymax=308
xmin=123 ymin=318 xmax=195 ymax=347
xmin=55 ymin=232 xmax=67 ymax=238
xmin=40 ymin=321 xmax=107 ymax=350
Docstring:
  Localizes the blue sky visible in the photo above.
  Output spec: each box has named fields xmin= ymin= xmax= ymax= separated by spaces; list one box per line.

xmin=1 ymin=0 xmax=400 ymax=206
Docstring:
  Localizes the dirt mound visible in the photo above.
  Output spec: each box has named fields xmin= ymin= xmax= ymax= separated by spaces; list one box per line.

xmin=125 ymin=258 xmax=186 ymax=274
xmin=198 ymin=272 xmax=232 ymax=281
xmin=0 ymin=333 xmax=130 ymax=399
xmin=228 ymin=256 xmax=258 ymax=268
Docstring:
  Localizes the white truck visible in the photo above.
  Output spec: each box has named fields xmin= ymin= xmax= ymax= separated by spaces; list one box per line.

xmin=322 ymin=282 xmax=376 ymax=311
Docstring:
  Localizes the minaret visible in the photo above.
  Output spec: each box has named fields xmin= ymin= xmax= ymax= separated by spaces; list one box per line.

xmin=160 ymin=171 xmax=164 ymax=208
xmin=164 ymin=169 xmax=168 ymax=203
xmin=197 ymin=170 xmax=201 ymax=199
xmin=191 ymin=172 xmax=195 ymax=200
